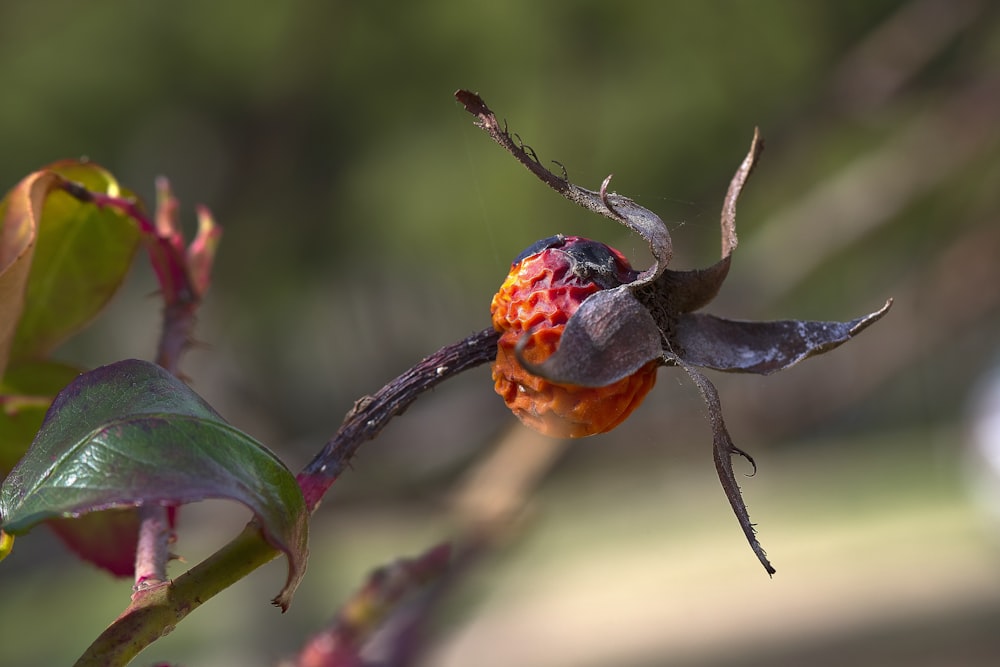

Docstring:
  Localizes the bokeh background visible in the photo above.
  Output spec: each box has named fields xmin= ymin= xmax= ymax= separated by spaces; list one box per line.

xmin=3 ymin=0 xmax=1000 ymax=665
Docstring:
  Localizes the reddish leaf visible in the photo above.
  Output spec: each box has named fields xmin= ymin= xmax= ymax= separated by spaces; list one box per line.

xmin=0 ymin=171 xmax=58 ymax=376
xmin=47 ymin=509 xmax=143 ymax=577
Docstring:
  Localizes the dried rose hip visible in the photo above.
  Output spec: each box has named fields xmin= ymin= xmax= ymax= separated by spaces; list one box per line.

xmin=491 ymin=235 xmax=659 ymax=438
xmin=461 ymin=88 xmax=894 ymax=575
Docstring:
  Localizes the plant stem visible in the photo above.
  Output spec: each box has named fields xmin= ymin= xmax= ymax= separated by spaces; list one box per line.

xmin=75 ymin=523 xmax=279 ymax=667
xmin=297 ymin=327 xmax=499 ymax=509
xmin=131 ymin=267 xmax=200 ymax=595
xmin=155 ymin=301 xmax=199 ymax=376
xmin=132 ymin=505 xmax=171 ymax=591
xmin=76 ymin=329 xmax=500 ymax=666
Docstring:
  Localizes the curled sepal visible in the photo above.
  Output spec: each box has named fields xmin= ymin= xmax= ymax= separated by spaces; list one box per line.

xmin=654 ymin=128 xmax=764 ymax=314
xmin=516 ymin=287 xmax=663 ymax=388
xmin=678 ymin=359 xmax=774 ymax=575
xmin=0 ymin=358 xmax=309 ymax=610
xmin=567 ymin=174 xmax=672 ymax=285
xmin=718 ymin=127 xmax=762 ymax=260
xmin=675 ymin=299 xmax=893 ymax=374
xmin=455 ymin=89 xmax=672 ymax=286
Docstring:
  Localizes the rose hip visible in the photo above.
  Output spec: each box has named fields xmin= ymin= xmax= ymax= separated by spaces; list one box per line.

xmin=490 ymin=236 xmax=658 ymax=438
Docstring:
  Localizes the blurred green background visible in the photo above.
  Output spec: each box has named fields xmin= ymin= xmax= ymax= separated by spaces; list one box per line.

xmin=3 ymin=0 xmax=1000 ymax=665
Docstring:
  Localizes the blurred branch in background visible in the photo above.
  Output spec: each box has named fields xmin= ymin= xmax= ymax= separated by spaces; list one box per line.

xmin=742 ymin=75 xmax=1000 ymax=303
xmin=284 ymin=426 xmax=568 ymax=667
xmin=829 ymin=0 xmax=986 ymax=114
xmin=711 ymin=0 xmax=1000 ymax=438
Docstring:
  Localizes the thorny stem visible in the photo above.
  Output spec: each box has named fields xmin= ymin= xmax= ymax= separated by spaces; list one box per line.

xmin=678 ymin=359 xmax=775 ymax=575
xmin=455 ymin=89 xmax=673 ymax=275
xmin=454 ymin=90 xmax=575 ymax=196
xmin=155 ymin=302 xmax=199 ymax=372
xmin=132 ymin=300 xmax=198 ymax=593
xmin=131 ymin=306 xmax=198 ymax=594
xmin=298 ymin=327 xmax=499 ymax=509
xmin=58 ymin=179 xmax=205 ymax=594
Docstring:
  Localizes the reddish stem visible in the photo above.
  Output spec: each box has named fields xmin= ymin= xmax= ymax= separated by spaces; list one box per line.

xmin=155 ymin=301 xmax=199 ymax=374
xmin=298 ymin=327 xmax=499 ymax=510
xmin=57 ymin=179 xmax=196 ymax=307
xmin=57 ymin=177 xmax=210 ymax=591
xmin=132 ymin=505 xmax=171 ymax=593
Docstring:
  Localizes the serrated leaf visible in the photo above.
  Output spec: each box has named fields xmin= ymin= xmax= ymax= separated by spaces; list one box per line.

xmin=0 ymin=359 xmax=308 ymax=608
xmin=8 ymin=161 xmax=141 ymax=361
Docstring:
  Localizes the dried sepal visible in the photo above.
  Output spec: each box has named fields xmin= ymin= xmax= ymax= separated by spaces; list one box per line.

xmin=674 ymin=299 xmax=893 ymax=374
xmin=586 ymin=174 xmax=672 ymax=285
xmin=677 ymin=359 xmax=775 ymax=575
xmin=719 ymin=127 xmax=762 ymax=260
xmin=455 ymin=89 xmax=672 ymax=286
xmin=515 ymin=287 xmax=663 ymax=388
xmin=653 ymin=128 xmax=764 ymax=313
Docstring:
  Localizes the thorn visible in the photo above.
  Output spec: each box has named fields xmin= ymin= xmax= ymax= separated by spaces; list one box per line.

xmin=185 ymin=337 xmax=214 ymax=352
xmin=551 ymin=160 xmax=568 ymax=181
xmin=730 ymin=443 xmax=758 ymax=476
xmin=523 ymin=144 xmax=540 ymax=164
xmin=599 ymin=174 xmax=621 ymax=218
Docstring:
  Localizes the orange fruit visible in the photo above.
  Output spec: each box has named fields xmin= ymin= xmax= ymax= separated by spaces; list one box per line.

xmin=491 ymin=236 xmax=658 ymax=437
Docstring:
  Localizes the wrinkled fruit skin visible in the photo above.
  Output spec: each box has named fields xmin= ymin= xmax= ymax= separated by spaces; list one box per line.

xmin=491 ymin=235 xmax=658 ymax=438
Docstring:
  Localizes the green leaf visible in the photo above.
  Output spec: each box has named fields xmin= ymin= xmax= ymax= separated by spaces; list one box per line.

xmin=0 ymin=360 xmax=80 ymax=479
xmin=0 ymin=358 xmax=309 ymax=609
xmin=8 ymin=161 xmax=141 ymax=361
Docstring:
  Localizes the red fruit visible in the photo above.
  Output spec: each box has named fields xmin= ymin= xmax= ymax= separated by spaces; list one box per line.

xmin=490 ymin=236 xmax=658 ymax=438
